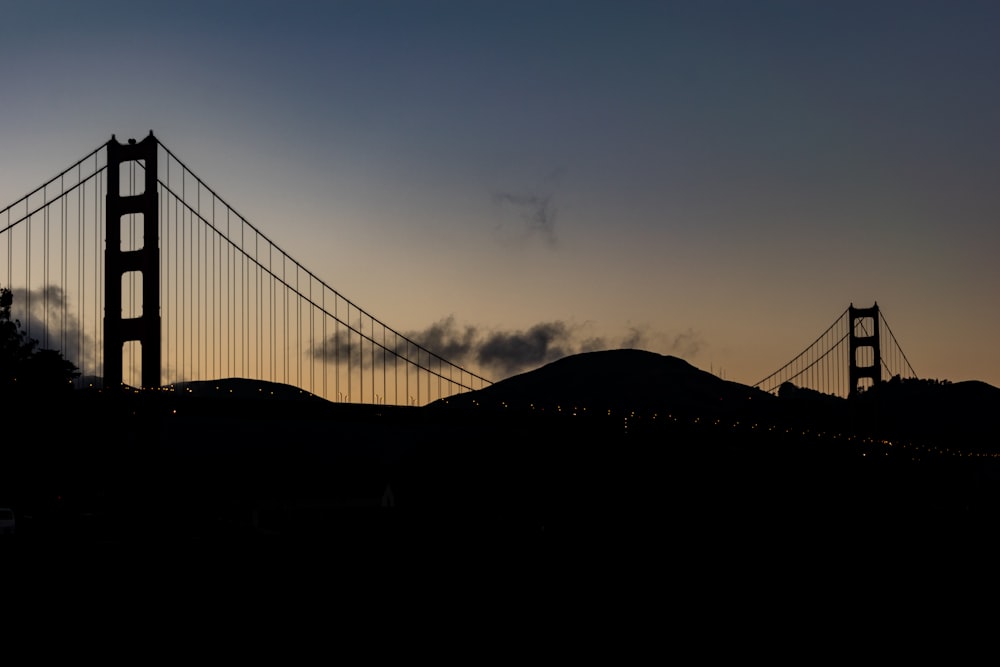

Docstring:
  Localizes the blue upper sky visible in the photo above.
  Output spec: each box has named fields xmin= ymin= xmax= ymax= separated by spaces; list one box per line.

xmin=2 ymin=1 xmax=999 ymax=387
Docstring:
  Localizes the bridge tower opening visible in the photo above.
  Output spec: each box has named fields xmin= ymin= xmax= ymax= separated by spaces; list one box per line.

xmin=104 ymin=132 xmax=161 ymax=390
xmin=849 ymin=302 xmax=881 ymax=397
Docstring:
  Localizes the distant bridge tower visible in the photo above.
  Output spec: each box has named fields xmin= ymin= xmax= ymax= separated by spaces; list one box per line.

xmin=104 ymin=132 xmax=161 ymax=389
xmin=849 ymin=302 xmax=881 ymax=397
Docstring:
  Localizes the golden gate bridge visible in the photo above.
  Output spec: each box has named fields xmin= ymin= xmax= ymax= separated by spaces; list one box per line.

xmin=1 ymin=132 xmax=917 ymax=406
xmin=753 ymin=302 xmax=917 ymax=398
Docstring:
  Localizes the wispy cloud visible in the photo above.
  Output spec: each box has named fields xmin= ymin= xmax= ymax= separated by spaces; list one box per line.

xmin=621 ymin=323 xmax=704 ymax=360
xmin=490 ymin=168 xmax=564 ymax=248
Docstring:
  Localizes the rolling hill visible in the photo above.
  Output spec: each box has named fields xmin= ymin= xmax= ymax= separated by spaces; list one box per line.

xmin=432 ymin=348 xmax=773 ymax=413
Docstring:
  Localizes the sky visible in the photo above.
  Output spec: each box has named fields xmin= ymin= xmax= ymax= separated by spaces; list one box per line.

xmin=2 ymin=0 xmax=999 ymax=390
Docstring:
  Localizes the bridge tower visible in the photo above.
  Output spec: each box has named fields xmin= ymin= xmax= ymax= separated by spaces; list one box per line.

xmin=849 ymin=302 xmax=881 ymax=397
xmin=104 ymin=132 xmax=160 ymax=389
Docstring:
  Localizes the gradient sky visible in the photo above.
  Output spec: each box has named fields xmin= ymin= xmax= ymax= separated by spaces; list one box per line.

xmin=2 ymin=0 xmax=999 ymax=389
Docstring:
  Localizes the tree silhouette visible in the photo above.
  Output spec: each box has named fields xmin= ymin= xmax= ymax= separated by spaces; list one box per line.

xmin=0 ymin=287 xmax=79 ymax=397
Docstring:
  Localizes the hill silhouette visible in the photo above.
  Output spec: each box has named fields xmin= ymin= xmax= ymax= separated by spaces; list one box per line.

xmin=432 ymin=348 xmax=1000 ymax=448
xmin=431 ymin=348 xmax=772 ymax=414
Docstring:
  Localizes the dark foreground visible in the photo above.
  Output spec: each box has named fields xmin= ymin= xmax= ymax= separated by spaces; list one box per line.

xmin=4 ymin=390 xmax=1000 ymax=609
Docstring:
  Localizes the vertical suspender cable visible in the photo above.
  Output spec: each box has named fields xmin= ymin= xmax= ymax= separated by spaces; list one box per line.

xmin=44 ymin=187 xmax=50 ymax=347
xmin=184 ymin=176 xmax=189 ymax=382
xmin=227 ymin=208 xmax=232 ymax=378
xmin=26 ymin=195 xmax=32 ymax=338
xmin=160 ymin=173 xmax=166 ymax=385
xmin=371 ymin=317 xmax=376 ymax=403
xmin=5 ymin=207 xmax=9 ymax=287
xmin=348 ymin=303 xmax=353 ymax=402
xmin=257 ymin=232 xmax=261 ymax=382
xmin=95 ymin=169 xmax=100 ymax=383
xmin=78 ymin=162 xmax=84 ymax=383
xmin=282 ymin=255 xmax=288 ymax=385
xmin=296 ymin=265 xmax=301 ymax=389
xmin=268 ymin=243 xmax=273 ymax=382
xmin=174 ymin=180 xmax=180 ymax=384
xmin=335 ymin=295 xmax=340 ymax=401
xmin=196 ymin=183 xmax=201 ymax=381
xmin=322 ymin=286 xmax=326 ymax=399
xmin=212 ymin=194 xmax=216 ymax=381
xmin=309 ymin=276 xmax=314 ymax=394
xmin=60 ymin=174 xmax=64 ymax=354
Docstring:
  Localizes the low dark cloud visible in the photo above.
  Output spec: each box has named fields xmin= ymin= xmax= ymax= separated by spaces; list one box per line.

xmin=310 ymin=317 xmax=601 ymax=378
xmin=408 ymin=316 xmax=478 ymax=362
xmin=394 ymin=317 xmax=707 ymax=380
xmin=477 ymin=321 xmax=572 ymax=377
xmin=303 ymin=305 xmax=706 ymax=381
